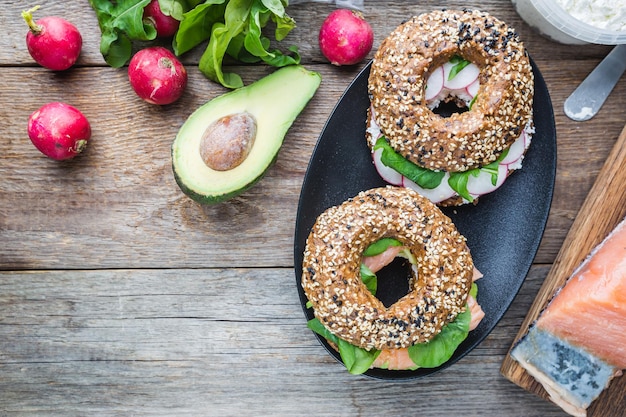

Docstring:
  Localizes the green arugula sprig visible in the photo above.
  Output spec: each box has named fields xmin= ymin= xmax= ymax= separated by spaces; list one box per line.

xmin=306 ymin=238 xmax=476 ymax=374
xmin=448 ymin=55 xmax=471 ymax=80
xmin=88 ymin=0 xmax=300 ymax=89
xmin=373 ymin=137 xmax=445 ymax=189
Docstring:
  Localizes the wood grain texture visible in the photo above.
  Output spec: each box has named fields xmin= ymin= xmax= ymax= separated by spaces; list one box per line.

xmin=1 ymin=1 xmax=624 ymax=271
xmin=501 ymin=125 xmax=626 ymax=416
xmin=1 ymin=65 xmax=624 ymax=270
xmin=0 ymin=0 xmax=625 ymax=415
xmin=1 ymin=267 xmax=572 ymax=417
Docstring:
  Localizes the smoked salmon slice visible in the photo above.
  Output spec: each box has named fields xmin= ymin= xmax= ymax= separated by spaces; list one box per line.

xmin=511 ymin=217 xmax=626 ymax=417
xmin=536 ymin=218 xmax=626 ymax=369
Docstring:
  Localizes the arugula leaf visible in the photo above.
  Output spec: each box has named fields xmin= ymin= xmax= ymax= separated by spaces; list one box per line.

xmin=360 ymin=263 xmax=377 ymax=295
xmin=199 ymin=0 xmax=253 ymax=89
xmin=447 ymin=171 xmax=473 ymax=202
xmin=240 ymin=1 xmax=299 ymax=67
xmin=157 ymin=0 xmax=186 ymax=20
xmin=272 ymin=9 xmax=296 ymax=41
xmin=482 ymin=157 xmax=503 ymax=186
xmin=447 ymin=148 xmax=509 ymax=202
xmin=90 ymin=0 xmax=300 ymax=89
xmin=88 ymin=0 xmax=156 ymax=68
xmin=190 ymin=0 xmax=299 ymax=88
xmin=448 ymin=55 xmax=471 ymax=80
xmin=260 ymin=0 xmax=285 ymax=16
xmin=307 ymin=318 xmax=380 ymax=375
xmin=173 ymin=1 xmax=227 ymax=56
xmin=337 ymin=338 xmax=381 ymax=375
xmin=407 ymin=308 xmax=471 ymax=368
xmin=468 ymin=93 xmax=478 ymax=110
xmin=374 ymin=137 xmax=445 ymax=189
xmin=362 ymin=238 xmax=402 ymax=257
xmin=470 ymin=282 xmax=478 ymax=299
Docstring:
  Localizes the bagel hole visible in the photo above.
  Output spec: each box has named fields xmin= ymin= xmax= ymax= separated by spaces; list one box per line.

xmin=432 ymin=99 xmax=469 ymax=118
xmin=375 ymin=258 xmax=412 ymax=308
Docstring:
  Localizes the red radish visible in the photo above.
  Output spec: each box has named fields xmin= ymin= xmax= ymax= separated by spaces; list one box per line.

xmin=143 ymin=0 xmax=180 ymax=38
xmin=22 ymin=5 xmax=82 ymax=71
xmin=372 ymin=149 xmax=403 ymax=185
xmin=466 ymin=79 xmax=480 ymax=98
xmin=425 ymin=67 xmax=444 ymax=101
xmin=128 ymin=47 xmax=187 ymax=105
xmin=319 ymin=9 xmax=374 ymax=66
xmin=500 ymin=132 xmax=527 ymax=166
xmin=27 ymin=102 xmax=91 ymax=161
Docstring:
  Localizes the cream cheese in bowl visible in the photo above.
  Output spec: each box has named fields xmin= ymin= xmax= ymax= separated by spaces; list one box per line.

xmin=512 ymin=0 xmax=626 ymax=44
xmin=556 ymin=0 xmax=625 ymax=32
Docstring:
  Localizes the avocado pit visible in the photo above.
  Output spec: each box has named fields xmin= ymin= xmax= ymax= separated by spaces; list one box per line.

xmin=199 ymin=112 xmax=257 ymax=171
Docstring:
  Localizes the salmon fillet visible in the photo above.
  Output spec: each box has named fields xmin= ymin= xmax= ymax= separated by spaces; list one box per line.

xmin=536 ymin=217 xmax=626 ymax=369
xmin=511 ymin=217 xmax=626 ymax=416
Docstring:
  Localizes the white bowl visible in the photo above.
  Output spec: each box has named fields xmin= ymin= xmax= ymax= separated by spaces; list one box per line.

xmin=512 ymin=0 xmax=626 ymax=45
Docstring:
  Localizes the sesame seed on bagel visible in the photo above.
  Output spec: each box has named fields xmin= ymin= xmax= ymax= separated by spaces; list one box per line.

xmin=367 ymin=9 xmax=534 ymax=172
xmin=301 ymin=186 xmax=474 ymax=351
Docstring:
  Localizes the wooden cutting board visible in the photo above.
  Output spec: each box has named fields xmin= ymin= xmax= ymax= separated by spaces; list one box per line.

xmin=501 ymin=123 xmax=626 ymax=417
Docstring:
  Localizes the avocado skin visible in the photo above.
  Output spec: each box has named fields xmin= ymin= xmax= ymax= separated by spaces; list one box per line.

xmin=172 ymin=152 xmax=279 ymax=205
xmin=172 ymin=65 xmax=322 ymax=204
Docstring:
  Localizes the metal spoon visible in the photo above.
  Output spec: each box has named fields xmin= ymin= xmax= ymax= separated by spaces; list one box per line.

xmin=564 ymin=44 xmax=626 ymax=121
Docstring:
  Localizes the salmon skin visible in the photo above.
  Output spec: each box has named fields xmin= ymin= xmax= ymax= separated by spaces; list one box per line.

xmin=511 ymin=217 xmax=626 ymax=417
xmin=511 ymin=326 xmax=618 ymax=417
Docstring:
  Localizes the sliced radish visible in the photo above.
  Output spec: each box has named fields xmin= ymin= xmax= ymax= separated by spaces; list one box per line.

xmin=372 ymin=149 xmax=403 ymax=185
xmin=522 ymin=129 xmax=530 ymax=147
xmin=425 ymin=66 xmax=444 ymax=101
xmin=466 ymin=79 xmax=479 ymax=98
xmin=402 ymin=174 xmax=456 ymax=204
xmin=466 ymin=164 xmax=509 ymax=196
xmin=443 ymin=62 xmax=479 ymax=90
xmin=500 ymin=133 xmax=527 ymax=165
xmin=504 ymin=156 xmax=524 ymax=171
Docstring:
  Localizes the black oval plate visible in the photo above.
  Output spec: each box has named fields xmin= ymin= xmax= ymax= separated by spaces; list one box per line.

xmin=294 ymin=59 xmax=556 ymax=379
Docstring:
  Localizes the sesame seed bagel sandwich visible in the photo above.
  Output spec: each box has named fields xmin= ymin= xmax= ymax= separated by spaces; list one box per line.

xmin=367 ymin=9 xmax=535 ymax=206
xmin=301 ymin=186 xmax=485 ymax=374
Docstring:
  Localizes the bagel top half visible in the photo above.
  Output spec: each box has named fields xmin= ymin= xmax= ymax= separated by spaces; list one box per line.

xmin=367 ymin=9 xmax=534 ymax=173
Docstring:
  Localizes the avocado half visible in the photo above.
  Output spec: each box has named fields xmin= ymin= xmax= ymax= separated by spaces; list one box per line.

xmin=172 ymin=65 xmax=322 ymax=204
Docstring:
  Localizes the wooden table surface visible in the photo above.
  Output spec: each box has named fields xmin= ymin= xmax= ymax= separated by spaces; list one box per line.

xmin=1 ymin=1 xmax=624 ymax=416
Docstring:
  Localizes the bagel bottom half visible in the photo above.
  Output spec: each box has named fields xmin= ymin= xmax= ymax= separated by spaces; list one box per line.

xmin=301 ymin=186 xmax=482 ymax=373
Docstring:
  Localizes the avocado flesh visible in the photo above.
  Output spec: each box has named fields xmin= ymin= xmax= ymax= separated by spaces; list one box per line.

xmin=172 ymin=65 xmax=322 ymax=204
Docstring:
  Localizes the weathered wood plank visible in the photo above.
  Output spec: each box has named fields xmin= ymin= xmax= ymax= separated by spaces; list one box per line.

xmin=0 ymin=266 xmax=569 ymax=416
xmin=1 ymin=61 xmax=625 ymax=269
xmin=0 ymin=65 xmax=347 ymax=270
